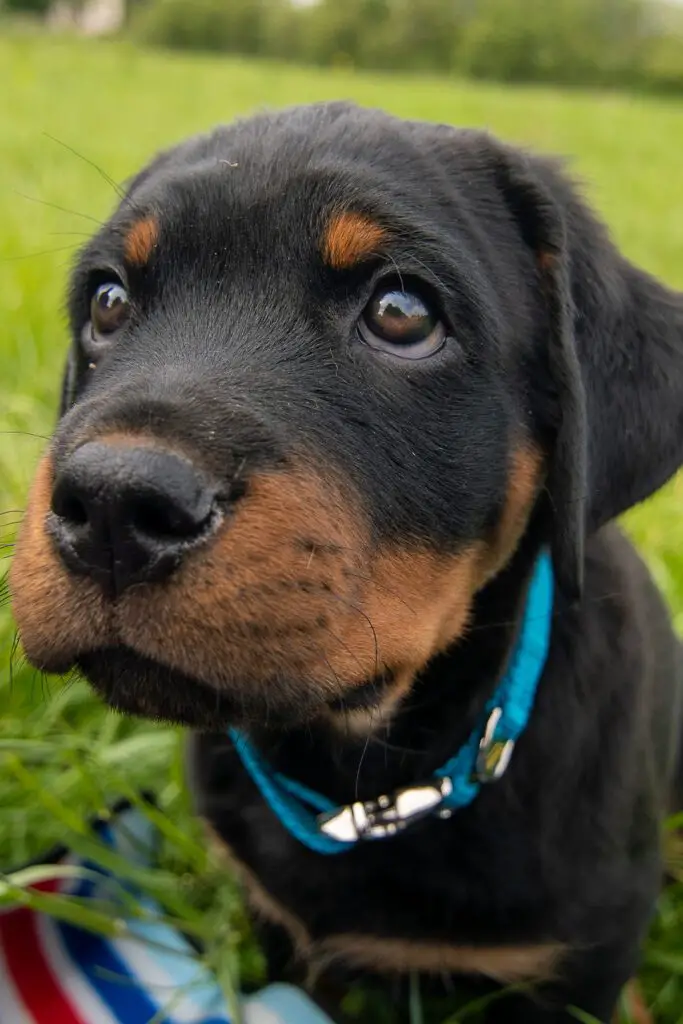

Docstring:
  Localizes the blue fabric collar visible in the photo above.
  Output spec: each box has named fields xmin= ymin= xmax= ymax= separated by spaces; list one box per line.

xmin=229 ymin=549 xmax=554 ymax=855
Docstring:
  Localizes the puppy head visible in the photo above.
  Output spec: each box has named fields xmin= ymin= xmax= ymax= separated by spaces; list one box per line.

xmin=10 ymin=103 xmax=683 ymax=730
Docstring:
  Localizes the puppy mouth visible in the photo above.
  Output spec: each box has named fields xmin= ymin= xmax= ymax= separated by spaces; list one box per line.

xmin=325 ymin=670 xmax=395 ymax=713
xmin=77 ymin=646 xmax=391 ymax=731
xmin=78 ymin=648 xmax=239 ymax=729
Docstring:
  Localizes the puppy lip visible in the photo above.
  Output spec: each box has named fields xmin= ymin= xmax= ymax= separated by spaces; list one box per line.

xmin=325 ymin=669 xmax=394 ymax=712
xmin=19 ymin=647 xmax=76 ymax=676
xmin=77 ymin=644 xmax=333 ymax=730
xmin=77 ymin=645 xmax=236 ymax=727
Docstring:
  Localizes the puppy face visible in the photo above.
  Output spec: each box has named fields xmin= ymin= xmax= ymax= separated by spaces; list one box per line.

xmin=11 ymin=103 xmax=682 ymax=730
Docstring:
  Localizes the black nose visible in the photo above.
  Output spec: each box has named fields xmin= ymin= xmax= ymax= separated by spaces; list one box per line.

xmin=49 ymin=442 xmax=220 ymax=595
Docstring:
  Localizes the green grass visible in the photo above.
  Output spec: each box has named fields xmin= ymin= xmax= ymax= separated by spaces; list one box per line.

xmin=1 ymin=32 xmax=683 ymax=1022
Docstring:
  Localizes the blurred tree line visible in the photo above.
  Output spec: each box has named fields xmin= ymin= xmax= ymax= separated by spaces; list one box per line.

xmin=133 ymin=0 xmax=683 ymax=91
xmin=5 ymin=0 xmax=683 ymax=92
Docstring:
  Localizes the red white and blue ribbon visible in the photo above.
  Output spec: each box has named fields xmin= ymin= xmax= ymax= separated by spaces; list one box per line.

xmin=0 ymin=806 xmax=333 ymax=1024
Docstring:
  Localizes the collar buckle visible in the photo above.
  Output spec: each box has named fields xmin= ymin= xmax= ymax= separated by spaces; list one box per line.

xmin=317 ymin=776 xmax=453 ymax=843
xmin=475 ymin=706 xmax=515 ymax=782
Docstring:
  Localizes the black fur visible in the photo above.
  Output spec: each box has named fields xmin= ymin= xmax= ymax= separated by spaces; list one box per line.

xmin=38 ymin=103 xmax=683 ymax=1020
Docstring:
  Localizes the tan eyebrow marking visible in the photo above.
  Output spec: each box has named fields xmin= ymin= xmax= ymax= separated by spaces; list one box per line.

xmin=124 ymin=216 xmax=159 ymax=266
xmin=322 ymin=212 xmax=387 ymax=270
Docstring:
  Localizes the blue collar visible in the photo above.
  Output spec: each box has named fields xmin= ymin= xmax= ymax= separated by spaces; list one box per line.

xmin=229 ymin=549 xmax=554 ymax=856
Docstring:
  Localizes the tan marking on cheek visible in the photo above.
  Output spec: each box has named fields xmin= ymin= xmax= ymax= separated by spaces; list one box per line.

xmin=9 ymin=453 xmax=109 ymax=669
xmin=329 ymin=447 xmax=544 ymax=732
xmin=327 ymin=448 xmax=543 ymax=725
xmin=314 ymin=933 xmax=565 ymax=985
xmin=123 ymin=216 xmax=159 ymax=266
xmin=322 ymin=212 xmax=387 ymax=270
xmin=357 ymin=545 xmax=483 ymax=678
xmin=481 ymin=444 xmax=544 ymax=584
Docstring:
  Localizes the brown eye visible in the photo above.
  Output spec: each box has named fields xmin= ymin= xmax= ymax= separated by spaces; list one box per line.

xmin=358 ymin=286 xmax=446 ymax=359
xmin=88 ymin=282 xmax=130 ymax=346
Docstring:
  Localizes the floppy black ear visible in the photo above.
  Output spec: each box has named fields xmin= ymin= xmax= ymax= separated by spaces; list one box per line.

xmin=489 ymin=146 xmax=588 ymax=599
xmin=490 ymin=141 xmax=683 ymax=599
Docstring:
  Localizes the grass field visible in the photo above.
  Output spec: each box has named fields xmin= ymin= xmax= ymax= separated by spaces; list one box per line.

xmin=2 ymin=32 xmax=683 ymax=1022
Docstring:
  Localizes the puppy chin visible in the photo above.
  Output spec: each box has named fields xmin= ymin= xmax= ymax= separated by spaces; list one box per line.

xmin=77 ymin=646 xmax=335 ymax=732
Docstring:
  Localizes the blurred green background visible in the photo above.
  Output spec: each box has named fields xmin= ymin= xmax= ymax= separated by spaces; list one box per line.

xmin=1 ymin=2 xmax=683 ymax=1020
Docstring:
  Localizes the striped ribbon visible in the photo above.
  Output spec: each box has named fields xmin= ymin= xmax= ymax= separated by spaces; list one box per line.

xmin=0 ymin=806 xmax=332 ymax=1024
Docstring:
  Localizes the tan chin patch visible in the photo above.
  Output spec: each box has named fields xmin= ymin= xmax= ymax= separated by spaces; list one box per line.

xmin=9 ymin=453 xmax=110 ymax=669
xmin=321 ymin=212 xmax=387 ymax=270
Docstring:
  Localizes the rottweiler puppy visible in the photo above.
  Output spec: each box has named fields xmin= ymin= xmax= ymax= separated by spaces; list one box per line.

xmin=10 ymin=102 xmax=683 ymax=1022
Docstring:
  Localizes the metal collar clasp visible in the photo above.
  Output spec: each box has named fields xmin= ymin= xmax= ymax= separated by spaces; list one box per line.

xmin=475 ymin=706 xmax=515 ymax=782
xmin=317 ymin=776 xmax=453 ymax=843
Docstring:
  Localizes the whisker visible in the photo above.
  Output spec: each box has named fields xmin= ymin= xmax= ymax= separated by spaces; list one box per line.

xmin=13 ymin=190 xmax=104 ymax=226
xmin=9 ymin=631 xmax=21 ymax=692
xmin=466 ymin=591 xmax=623 ymax=637
xmin=378 ymin=251 xmax=405 ymax=293
xmin=363 ymin=732 xmax=427 ymax=757
xmin=320 ymin=620 xmax=370 ymax=684
xmin=0 ymin=429 xmax=50 ymax=440
xmin=320 ymin=655 xmax=344 ymax=696
xmin=354 ymin=729 xmax=372 ymax=801
xmin=402 ymin=249 xmax=451 ymax=294
xmin=43 ymin=132 xmax=126 ymax=201
xmin=342 ymin=568 xmax=417 ymax=614
xmin=2 ymin=243 xmax=81 ymax=263
xmin=326 ymin=591 xmax=380 ymax=680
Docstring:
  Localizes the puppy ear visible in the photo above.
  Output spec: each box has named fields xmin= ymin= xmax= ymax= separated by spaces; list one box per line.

xmin=491 ymin=141 xmax=683 ymax=599
xmin=490 ymin=148 xmax=588 ymax=599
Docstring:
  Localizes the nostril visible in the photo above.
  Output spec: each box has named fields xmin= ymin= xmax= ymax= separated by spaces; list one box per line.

xmin=51 ymin=488 xmax=89 ymax=528
xmin=128 ymin=494 xmax=212 ymax=541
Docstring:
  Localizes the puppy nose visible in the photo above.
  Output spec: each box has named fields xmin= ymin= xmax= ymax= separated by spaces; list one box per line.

xmin=49 ymin=442 xmax=220 ymax=595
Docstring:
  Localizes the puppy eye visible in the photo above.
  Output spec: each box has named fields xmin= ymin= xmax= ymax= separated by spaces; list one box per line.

xmin=83 ymin=281 xmax=130 ymax=356
xmin=92 ymin=282 xmax=129 ymax=335
xmin=358 ymin=285 xmax=446 ymax=359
